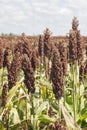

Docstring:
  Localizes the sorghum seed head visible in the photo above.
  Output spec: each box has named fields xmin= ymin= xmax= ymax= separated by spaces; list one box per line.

xmin=51 ymin=48 xmax=64 ymax=99
xmin=72 ymin=17 xmax=79 ymax=30
xmin=2 ymin=83 xmax=8 ymax=107
xmin=22 ymin=54 xmax=35 ymax=93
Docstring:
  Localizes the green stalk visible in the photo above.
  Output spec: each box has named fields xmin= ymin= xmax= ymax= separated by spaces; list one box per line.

xmin=30 ymin=94 xmax=35 ymax=130
xmin=64 ymin=84 xmax=66 ymax=106
xmin=75 ymin=61 xmax=81 ymax=118
xmin=72 ymin=64 xmax=76 ymax=121
xmin=39 ymin=63 xmax=41 ymax=97
xmin=58 ymin=99 xmax=62 ymax=119
xmin=44 ymin=56 xmax=47 ymax=78
xmin=72 ymin=61 xmax=79 ymax=121
xmin=76 ymin=62 xmax=81 ymax=115
xmin=25 ymin=97 xmax=28 ymax=130
xmin=78 ymin=82 xmax=81 ymax=116
xmin=7 ymin=110 xmax=10 ymax=130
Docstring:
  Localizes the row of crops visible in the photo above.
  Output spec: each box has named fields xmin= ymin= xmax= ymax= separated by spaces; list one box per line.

xmin=0 ymin=17 xmax=87 ymax=130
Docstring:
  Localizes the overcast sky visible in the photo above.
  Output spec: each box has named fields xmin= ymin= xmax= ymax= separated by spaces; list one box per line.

xmin=0 ymin=0 xmax=87 ymax=36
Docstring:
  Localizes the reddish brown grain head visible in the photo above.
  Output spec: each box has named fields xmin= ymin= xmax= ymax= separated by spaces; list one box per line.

xmin=44 ymin=28 xmax=52 ymax=59
xmin=8 ymin=42 xmax=22 ymax=90
xmin=2 ymin=83 xmax=8 ymax=107
xmin=72 ymin=17 xmax=79 ymax=30
xmin=22 ymin=54 xmax=35 ymax=93
xmin=79 ymin=63 xmax=84 ymax=81
xmin=31 ymin=49 xmax=39 ymax=71
xmin=3 ymin=47 xmax=10 ymax=71
xmin=58 ymin=41 xmax=67 ymax=76
xmin=51 ymin=49 xmax=64 ymax=99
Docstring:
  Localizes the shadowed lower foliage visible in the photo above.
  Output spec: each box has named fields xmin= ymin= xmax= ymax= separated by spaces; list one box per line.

xmin=53 ymin=120 xmax=68 ymax=130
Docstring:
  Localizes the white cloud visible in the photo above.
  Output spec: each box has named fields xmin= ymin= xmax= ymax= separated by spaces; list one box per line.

xmin=0 ymin=0 xmax=87 ymax=35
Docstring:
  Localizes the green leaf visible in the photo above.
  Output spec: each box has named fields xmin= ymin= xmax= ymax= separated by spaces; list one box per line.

xmin=7 ymin=77 xmax=24 ymax=103
xmin=0 ymin=122 xmax=6 ymax=130
xmin=80 ymin=111 xmax=87 ymax=121
xmin=59 ymin=101 xmax=82 ymax=130
xmin=38 ymin=115 xmax=55 ymax=124
xmin=10 ymin=108 xmax=21 ymax=125
xmin=36 ymin=101 xmax=48 ymax=115
xmin=66 ymin=95 xmax=73 ymax=105
xmin=51 ymin=102 xmax=59 ymax=111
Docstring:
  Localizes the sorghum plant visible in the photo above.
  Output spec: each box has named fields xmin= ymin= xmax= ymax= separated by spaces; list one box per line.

xmin=31 ymin=49 xmax=39 ymax=71
xmin=1 ymin=83 xmax=8 ymax=107
xmin=3 ymin=47 xmax=10 ymax=71
xmin=51 ymin=48 xmax=64 ymax=99
xmin=22 ymin=37 xmax=32 ymax=59
xmin=44 ymin=28 xmax=52 ymax=59
xmin=57 ymin=40 xmax=67 ymax=76
xmin=22 ymin=54 xmax=35 ymax=93
xmin=8 ymin=42 xmax=22 ymax=89
xmin=77 ymin=30 xmax=84 ymax=63
xmin=38 ymin=35 xmax=44 ymax=62
xmin=79 ymin=63 xmax=84 ymax=81
xmin=68 ymin=29 xmax=77 ymax=64
xmin=69 ymin=17 xmax=84 ymax=64
xmin=0 ymin=42 xmax=4 ymax=68
xmin=14 ymin=40 xmax=23 ymax=55
xmin=84 ymin=62 xmax=87 ymax=75
xmin=53 ymin=120 xmax=68 ymax=130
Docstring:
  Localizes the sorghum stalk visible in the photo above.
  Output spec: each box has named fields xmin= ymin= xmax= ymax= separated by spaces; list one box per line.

xmin=68 ymin=17 xmax=84 ymax=121
xmin=84 ymin=62 xmax=87 ymax=75
xmin=0 ymin=45 xmax=4 ymax=86
xmin=7 ymin=110 xmax=10 ymax=130
xmin=25 ymin=97 xmax=28 ymax=130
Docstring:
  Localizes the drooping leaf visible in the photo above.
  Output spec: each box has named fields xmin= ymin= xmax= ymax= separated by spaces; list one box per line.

xmin=7 ymin=77 xmax=24 ymax=103
xmin=38 ymin=115 xmax=55 ymax=124
xmin=59 ymin=101 xmax=82 ymax=130
xmin=10 ymin=108 xmax=21 ymax=125
xmin=36 ymin=101 xmax=49 ymax=115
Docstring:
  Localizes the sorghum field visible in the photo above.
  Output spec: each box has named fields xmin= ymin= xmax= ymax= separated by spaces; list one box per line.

xmin=0 ymin=17 xmax=87 ymax=130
